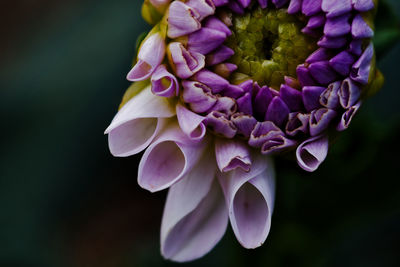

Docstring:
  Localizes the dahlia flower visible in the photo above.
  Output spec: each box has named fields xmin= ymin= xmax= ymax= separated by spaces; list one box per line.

xmin=106 ymin=0 xmax=384 ymax=262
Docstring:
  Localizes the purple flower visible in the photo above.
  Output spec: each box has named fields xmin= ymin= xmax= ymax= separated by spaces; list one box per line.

xmin=106 ymin=0 xmax=383 ymax=262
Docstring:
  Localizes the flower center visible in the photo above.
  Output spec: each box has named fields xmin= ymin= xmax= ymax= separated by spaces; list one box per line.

xmin=225 ymin=7 xmax=318 ymax=89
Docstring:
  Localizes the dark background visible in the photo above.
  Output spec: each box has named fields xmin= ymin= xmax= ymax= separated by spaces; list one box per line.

xmin=1 ymin=1 xmax=399 ymax=266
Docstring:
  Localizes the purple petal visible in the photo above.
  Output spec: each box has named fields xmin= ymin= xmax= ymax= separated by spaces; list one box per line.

xmin=258 ymin=0 xmax=268 ymax=9
xmin=228 ymin=1 xmax=245 ymax=14
xmin=305 ymin=14 xmax=326 ymax=29
xmin=105 ymin=87 xmax=175 ymax=157
xmin=151 ymin=64 xmax=179 ymax=97
xmin=309 ymin=61 xmax=339 ymax=85
xmin=168 ymin=42 xmax=205 ymax=79
xmin=138 ymin=122 xmax=209 ymax=192
xmin=272 ymin=0 xmax=289 ymax=8
xmin=286 ymin=112 xmax=310 ymax=136
xmin=167 ymin=1 xmax=201 ymax=38
xmin=280 ymin=84 xmax=304 ymax=111
xmin=215 ymin=138 xmax=252 ymax=172
xmin=231 ymin=113 xmax=258 ymax=139
xmin=339 ymin=78 xmax=361 ymax=109
xmin=249 ymin=121 xmax=283 ymax=148
xmin=309 ymin=108 xmax=337 ymax=136
xmin=261 ymin=135 xmax=297 ymax=155
xmin=352 ymin=14 xmax=374 ymax=39
xmin=302 ymin=0 xmax=322 ymax=16
xmin=218 ymin=155 xmax=275 ymax=249
xmin=213 ymin=96 xmax=237 ymax=115
xmin=350 ymin=42 xmax=374 ymax=85
xmin=221 ymin=84 xmax=245 ymax=99
xmin=296 ymin=135 xmax=329 ymax=172
xmin=161 ymin=156 xmax=228 ymax=262
xmin=206 ymin=45 xmax=235 ymax=66
xmin=337 ymin=101 xmax=362 ymax=131
xmin=182 ymin=81 xmax=217 ymax=113
xmin=193 ymin=69 xmax=229 ymax=93
xmin=212 ymin=63 xmax=238 ymax=78
xmin=322 ymin=0 xmax=352 ymax=18
xmin=188 ymin=28 xmax=227 ymax=55
xmin=184 ymin=0 xmax=215 ymax=21
xmin=127 ymin=33 xmax=165 ymax=81
xmin=352 ymin=0 xmax=374 ymax=12
xmin=349 ymin=39 xmax=363 ymax=56
xmin=302 ymin=86 xmax=325 ymax=112
xmin=319 ymin=81 xmax=341 ymax=109
xmin=296 ymin=64 xmax=316 ymax=86
xmin=176 ymin=104 xmax=206 ymax=141
xmin=329 ymin=50 xmax=356 ymax=76
xmin=318 ymin=35 xmax=348 ymax=49
xmin=203 ymin=16 xmax=232 ymax=36
xmin=288 ymin=0 xmax=302 ymax=14
xmin=237 ymin=92 xmax=253 ymax=115
xmin=237 ymin=0 xmax=252 ymax=8
xmin=324 ymin=14 xmax=351 ymax=37
xmin=205 ymin=111 xmax=237 ymax=138
xmin=265 ymin=96 xmax=290 ymax=128
xmin=306 ymin=48 xmax=332 ymax=64
xmin=213 ymin=0 xmax=229 ymax=7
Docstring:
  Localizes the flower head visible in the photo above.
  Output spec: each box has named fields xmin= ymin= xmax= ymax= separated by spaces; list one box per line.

xmin=106 ymin=0 xmax=383 ymax=262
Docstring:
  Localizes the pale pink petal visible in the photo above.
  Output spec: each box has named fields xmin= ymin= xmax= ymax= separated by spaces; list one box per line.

xmin=176 ymin=104 xmax=206 ymax=141
xmin=138 ymin=122 xmax=210 ymax=192
xmin=161 ymin=155 xmax=228 ymax=262
xmin=296 ymin=135 xmax=329 ymax=172
xmin=218 ymin=154 xmax=275 ymax=249
xmin=105 ymin=87 xmax=175 ymax=157
xmin=215 ymin=138 xmax=252 ymax=172
xmin=127 ymin=33 xmax=165 ymax=81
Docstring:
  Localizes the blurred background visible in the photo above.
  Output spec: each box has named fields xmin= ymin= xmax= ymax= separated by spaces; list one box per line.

xmin=1 ymin=0 xmax=399 ymax=266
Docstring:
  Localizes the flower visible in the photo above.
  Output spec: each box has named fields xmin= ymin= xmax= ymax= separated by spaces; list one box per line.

xmin=106 ymin=0 xmax=383 ymax=262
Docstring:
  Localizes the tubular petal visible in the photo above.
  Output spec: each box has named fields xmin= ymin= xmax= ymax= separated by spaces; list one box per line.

xmin=218 ymin=155 xmax=275 ymax=249
xmin=105 ymin=87 xmax=175 ymax=156
xmin=215 ymin=138 xmax=252 ymax=172
xmin=138 ymin=122 xmax=209 ymax=192
xmin=296 ymin=135 xmax=329 ymax=172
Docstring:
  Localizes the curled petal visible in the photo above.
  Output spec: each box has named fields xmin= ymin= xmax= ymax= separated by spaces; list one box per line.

xmin=231 ymin=113 xmax=258 ymax=139
xmin=254 ymin=85 xmax=274 ymax=119
xmin=161 ymin=155 xmax=228 ymax=262
xmin=237 ymin=92 xmax=253 ymax=116
xmin=138 ymin=122 xmax=209 ymax=192
xmin=218 ymin=154 xmax=275 ymax=249
xmin=249 ymin=121 xmax=282 ymax=148
xmin=350 ymin=42 xmax=374 ymax=85
xmin=105 ymin=87 xmax=175 ymax=157
xmin=309 ymin=108 xmax=337 ymax=136
xmin=308 ymin=61 xmax=339 ymax=85
xmin=261 ymin=135 xmax=297 ymax=155
xmin=320 ymin=81 xmax=341 ymax=109
xmin=127 ymin=33 xmax=165 ymax=81
xmin=272 ymin=0 xmax=289 ymax=8
xmin=182 ymin=81 xmax=217 ymax=113
xmin=296 ymin=135 xmax=329 ymax=172
xmin=167 ymin=1 xmax=201 ymax=38
xmin=337 ymin=101 xmax=362 ymax=131
xmin=151 ymin=64 xmax=179 ymax=97
xmin=205 ymin=111 xmax=237 ymax=138
xmin=286 ymin=112 xmax=310 ymax=136
xmin=339 ymin=78 xmax=361 ymax=109
xmin=176 ymin=104 xmax=206 ymax=141
xmin=184 ymin=0 xmax=215 ymax=21
xmin=168 ymin=42 xmax=205 ymax=79
xmin=329 ymin=51 xmax=356 ymax=76
xmin=213 ymin=96 xmax=237 ymax=115
xmin=206 ymin=45 xmax=235 ymax=66
xmin=324 ymin=14 xmax=351 ymax=38
xmin=306 ymin=48 xmax=332 ymax=64
xmin=296 ymin=64 xmax=316 ymax=86
xmin=318 ymin=35 xmax=348 ymax=49
xmin=215 ymin=138 xmax=252 ymax=172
